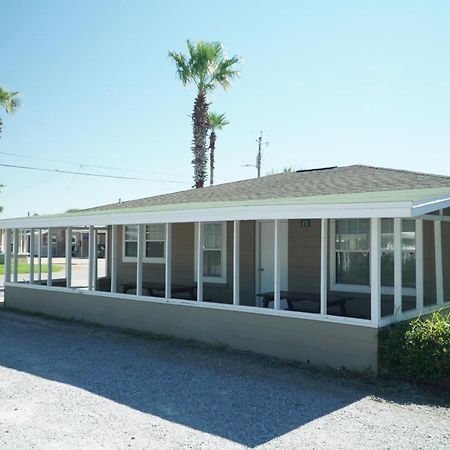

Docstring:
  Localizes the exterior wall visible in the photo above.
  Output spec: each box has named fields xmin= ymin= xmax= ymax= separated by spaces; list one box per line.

xmin=288 ymin=219 xmax=321 ymax=294
xmin=4 ymin=284 xmax=379 ymax=372
xmin=423 ymin=220 xmax=437 ymax=305
xmin=114 ymin=221 xmax=256 ymax=306
xmin=443 ymin=222 xmax=450 ymax=302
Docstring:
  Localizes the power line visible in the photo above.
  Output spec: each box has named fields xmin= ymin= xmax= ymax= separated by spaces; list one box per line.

xmin=0 ymin=163 xmax=190 ymax=184
xmin=0 ymin=150 xmax=187 ymax=179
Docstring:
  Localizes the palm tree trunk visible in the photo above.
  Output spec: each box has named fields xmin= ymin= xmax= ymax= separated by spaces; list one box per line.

xmin=209 ymin=131 xmax=216 ymax=186
xmin=192 ymin=91 xmax=209 ymax=188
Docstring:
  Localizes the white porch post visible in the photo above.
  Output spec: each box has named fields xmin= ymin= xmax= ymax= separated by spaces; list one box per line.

xmin=196 ymin=222 xmax=203 ymax=302
xmin=136 ymin=224 xmax=144 ymax=296
xmin=65 ymin=227 xmax=72 ymax=288
xmin=110 ymin=225 xmax=118 ymax=293
xmin=370 ymin=218 xmax=381 ymax=326
xmin=93 ymin=228 xmax=98 ymax=290
xmin=233 ymin=220 xmax=240 ymax=306
xmin=434 ymin=220 xmax=444 ymax=305
xmin=274 ymin=219 xmax=281 ymax=310
xmin=47 ymin=228 xmax=52 ymax=287
xmin=165 ymin=223 xmax=172 ymax=299
xmin=393 ymin=218 xmax=402 ymax=314
xmin=88 ymin=226 xmax=94 ymax=290
xmin=38 ymin=229 xmax=42 ymax=282
xmin=4 ymin=229 xmax=12 ymax=283
xmin=320 ymin=218 xmax=328 ymax=315
xmin=29 ymin=228 xmax=35 ymax=284
xmin=13 ymin=229 xmax=18 ymax=283
xmin=415 ymin=219 xmax=424 ymax=310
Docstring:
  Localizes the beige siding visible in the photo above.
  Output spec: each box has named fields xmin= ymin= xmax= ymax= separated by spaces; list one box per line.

xmin=288 ymin=219 xmax=321 ymax=294
xmin=5 ymin=285 xmax=379 ymax=372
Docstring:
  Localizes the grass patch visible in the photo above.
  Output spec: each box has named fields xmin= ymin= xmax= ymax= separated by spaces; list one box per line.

xmin=0 ymin=263 xmax=64 ymax=275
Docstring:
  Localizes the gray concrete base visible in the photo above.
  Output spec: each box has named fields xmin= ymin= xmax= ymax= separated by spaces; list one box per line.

xmin=4 ymin=285 xmax=378 ymax=372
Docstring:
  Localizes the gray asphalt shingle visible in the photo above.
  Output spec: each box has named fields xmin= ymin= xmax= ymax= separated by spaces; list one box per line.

xmin=85 ymin=165 xmax=450 ymax=212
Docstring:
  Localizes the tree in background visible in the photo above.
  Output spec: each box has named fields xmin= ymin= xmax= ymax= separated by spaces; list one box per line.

xmin=208 ymin=112 xmax=229 ymax=186
xmin=0 ymin=86 xmax=20 ymax=137
xmin=169 ymin=40 xmax=241 ymax=188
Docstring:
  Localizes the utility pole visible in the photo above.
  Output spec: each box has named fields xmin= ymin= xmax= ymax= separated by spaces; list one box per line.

xmin=243 ymin=131 xmax=269 ymax=178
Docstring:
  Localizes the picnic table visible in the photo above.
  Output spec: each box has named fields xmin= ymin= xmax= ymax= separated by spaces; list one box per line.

xmin=256 ymin=291 xmax=353 ymax=315
xmin=120 ymin=282 xmax=196 ymax=300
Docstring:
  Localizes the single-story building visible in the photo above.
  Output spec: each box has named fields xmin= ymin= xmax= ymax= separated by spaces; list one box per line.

xmin=1 ymin=165 xmax=450 ymax=372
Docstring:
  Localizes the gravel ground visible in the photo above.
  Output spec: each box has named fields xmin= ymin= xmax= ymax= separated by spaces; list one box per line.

xmin=0 ymin=310 xmax=448 ymax=450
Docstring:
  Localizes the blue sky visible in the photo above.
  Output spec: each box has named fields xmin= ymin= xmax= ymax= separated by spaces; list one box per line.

xmin=1 ymin=0 xmax=450 ymax=218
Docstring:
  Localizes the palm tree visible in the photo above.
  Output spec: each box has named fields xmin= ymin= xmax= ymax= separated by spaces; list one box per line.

xmin=0 ymin=87 xmax=20 ymax=137
xmin=169 ymin=40 xmax=241 ymax=188
xmin=208 ymin=112 xmax=229 ymax=186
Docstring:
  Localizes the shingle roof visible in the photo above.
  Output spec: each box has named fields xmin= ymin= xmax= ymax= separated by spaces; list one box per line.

xmin=85 ymin=165 xmax=450 ymax=212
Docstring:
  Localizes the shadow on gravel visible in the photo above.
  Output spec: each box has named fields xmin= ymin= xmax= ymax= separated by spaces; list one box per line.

xmin=0 ymin=311 xmax=446 ymax=447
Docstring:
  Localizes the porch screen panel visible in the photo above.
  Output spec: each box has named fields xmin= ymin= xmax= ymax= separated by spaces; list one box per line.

xmin=335 ymin=219 xmax=370 ymax=285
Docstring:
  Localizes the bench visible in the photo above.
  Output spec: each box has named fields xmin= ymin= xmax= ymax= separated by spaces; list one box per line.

xmin=120 ymin=282 xmax=196 ymax=300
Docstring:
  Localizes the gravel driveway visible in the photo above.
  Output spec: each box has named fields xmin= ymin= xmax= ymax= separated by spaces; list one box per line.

xmin=0 ymin=310 xmax=448 ymax=449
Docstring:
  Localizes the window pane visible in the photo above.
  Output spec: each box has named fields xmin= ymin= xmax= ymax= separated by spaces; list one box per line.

xmin=402 ymin=252 xmax=416 ymax=288
xmin=381 ymin=252 xmax=394 ymax=286
xmin=203 ymin=250 xmax=222 ymax=277
xmin=401 ymin=220 xmax=416 ymax=251
xmin=381 ymin=219 xmax=394 ymax=251
xmin=203 ymin=223 xmax=222 ymax=249
xmin=146 ymin=224 xmax=165 ymax=241
xmin=125 ymin=225 xmax=138 ymax=241
xmin=335 ymin=219 xmax=370 ymax=250
xmin=125 ymin=241 xmax=137 ymax=257
xmin=146 ymin=241 xmax=164 ymax=259
xmin=336 ymin=252 xmax=369 ymax=285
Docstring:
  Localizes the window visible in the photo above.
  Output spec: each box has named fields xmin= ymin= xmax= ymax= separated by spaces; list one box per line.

xmin=335 ymin=219 xmax=370 ymax=285
xmin=381 ymin=219 xmax=416 ymax=288
xmin=123 ymin=224 xmax=165 ymax=263
xmin=195 ymin=222 xmax=227 ymax=283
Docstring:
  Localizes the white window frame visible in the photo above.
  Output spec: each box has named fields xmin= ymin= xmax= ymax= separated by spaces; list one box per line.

xmin=194 ymin=222 xmax=227 ymax=284
xmin=330 ymin=219 xmax=416 ymax=296
xmin=122 ymin=224 xmax=166 ymax=264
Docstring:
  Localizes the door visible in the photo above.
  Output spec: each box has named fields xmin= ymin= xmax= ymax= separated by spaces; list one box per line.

xmin=258 ymin=221 xmax=288 ymax=308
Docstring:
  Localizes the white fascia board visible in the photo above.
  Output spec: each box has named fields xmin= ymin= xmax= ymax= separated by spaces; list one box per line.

xmin=411 ymin=192 xmax=450 ymax=216
xmin=0 ymin=201 xmax=414 ymax=229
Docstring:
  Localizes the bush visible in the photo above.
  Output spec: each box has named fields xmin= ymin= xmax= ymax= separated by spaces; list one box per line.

xmin=379 ymin=310 xmax=450 ymax=382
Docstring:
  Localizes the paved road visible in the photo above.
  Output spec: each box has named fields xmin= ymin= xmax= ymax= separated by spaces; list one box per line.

xmin=0 ymin=311 xmax=448 ymax=449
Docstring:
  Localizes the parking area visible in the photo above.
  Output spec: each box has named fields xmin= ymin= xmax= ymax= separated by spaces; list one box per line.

xmin=0 ymin=310 xmax=449 ymax=449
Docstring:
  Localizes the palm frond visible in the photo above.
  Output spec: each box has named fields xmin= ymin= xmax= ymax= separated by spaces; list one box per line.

xmin=0 ymin=87 xmax=21 ymax=114
xmin=209 ymin=112 xmax=229 ymax=130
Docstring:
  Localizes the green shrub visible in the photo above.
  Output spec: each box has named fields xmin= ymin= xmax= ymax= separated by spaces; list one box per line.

xmin=379 ymin=310 xmax=450 ymax=382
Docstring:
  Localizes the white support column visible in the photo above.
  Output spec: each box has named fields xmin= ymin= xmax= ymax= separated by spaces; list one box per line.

xmin=29 ymin=229 xmax=35 ymax=284
xmin=4 ymin=229 xmax=12 ymax=283
xmin=274 ymin=219 xmax=281 ymax=310
xmin=196 ymin=222 xmax=203 ymax=302
xmin=136 ymin=224 xmax=144 ymax=296
xmin=320 ymin=218 xmax=328 ymax=315
xmin=233 ymin=220 xmax=240 ymax=306
xmin=110 ymin=225 xmax=118 ymax=293
xmin=370 ymin=218 xmax=381 ymax=326
xmin=13 ymin=229 xmax=18 ymax=283
xmin=65 ymin=227 xmax=72 ymax=288
xmin=47 ymin=228 xmax=53 ymax=287
xmin=88 ymin=226 xmax=94 ymax=290
xmin=93 ymin=228 xmax=98 ymax=290
xmin=393 ymin=218 xmax=402 ymax=314
xmin=105 ymin=227 xmax=110 ymax=278
xmin=434 ymin=220 xmax=444 ymax=305
xmin=38 ymin=229 xmax=42 ymax=282
xmin=415 ymin=219 xmax=424 ymax=310
xmin=165 ymin=223 xmax=172 ymax=299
